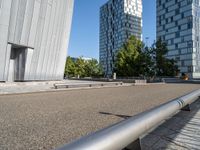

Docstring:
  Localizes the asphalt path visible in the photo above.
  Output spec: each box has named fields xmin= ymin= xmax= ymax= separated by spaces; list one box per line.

xmin=0 ymin=83 xmax=200 ymax=149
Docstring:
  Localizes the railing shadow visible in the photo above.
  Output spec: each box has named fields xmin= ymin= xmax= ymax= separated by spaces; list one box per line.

xmin=99 ymin=112 xmax=132 ymax=119
xmin=141 ymin=100 xmax=200 ymax=150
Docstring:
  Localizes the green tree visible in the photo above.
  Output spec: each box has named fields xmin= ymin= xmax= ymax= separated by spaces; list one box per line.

xmin=85 ymin=59 xmax=103 ymax=77
xmin=115 ymin=36 xmax=147 ymax=77
xmin=138 ymin=46 xmax=155 ymax=77
xmin=65 ymin=56 xmax=104 ymax=78
xmin=75 ymin=57 xmax=86 ymax=77
xmin=151 ymin=39 xmax=178 ymax=76
xmin=163 ymin=59 xmax=178 ymax=76
xmin=65 ymin=56 xmax=76 ymax=77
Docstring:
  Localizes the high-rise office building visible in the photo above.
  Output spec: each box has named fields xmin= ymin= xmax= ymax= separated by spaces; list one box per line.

xmin=99 ymin=0 xmax=142 ymax=77
xmin=157 ymin=0 xmax=200 ymax=78
xmin=0 ymin=0 xmax=74 ymax=81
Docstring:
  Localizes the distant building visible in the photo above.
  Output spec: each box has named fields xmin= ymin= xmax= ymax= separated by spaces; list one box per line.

xmin=99 ymin=0 xmax=142 ymax=77
xmin=157 ymin=0 xmax=200 ymax=78
xmin=0 ymin=0 xmax=74 ymax=81
xmin=71 ymin=57 xmax=93 ymax=62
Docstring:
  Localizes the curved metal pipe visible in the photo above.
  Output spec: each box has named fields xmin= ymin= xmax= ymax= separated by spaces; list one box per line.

xmin=57 ymin=89 xmax=200 ymax=150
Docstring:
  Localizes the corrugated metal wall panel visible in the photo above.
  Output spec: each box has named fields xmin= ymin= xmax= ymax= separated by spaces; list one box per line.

xmin=7 ymin=0 xmax=19 ymax=42
xmin=14 ymin=0 xmax=27 ymax=44
xmin=28 ymin=0 xmax=40 ymax=48
xmin=0 ymin=0 xmax=74 ymax=81
xmin=56 ymin=0 xmax=74 ymax=79
xmin=0 ymin=0 xmax=12 ymax=80
xmin=36 ymin=2 xmax=52 ymax=79
xmin=52 ymin=0 xmax=66 ymax=79
xmin=20 ymin=0 xmax=35 ymax=45
xmin=3 ymin=44 xmax=11 ymax=80
xmin=40 ymin=0 xmax=57 ymax=80
xmin=29 ymin=0 xmax=47 ymax=80
xmin=46 ymin=0 xmax=61 ymax=80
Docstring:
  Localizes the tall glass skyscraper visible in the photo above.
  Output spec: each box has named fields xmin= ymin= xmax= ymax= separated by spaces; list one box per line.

xmin=0 ymin=0 xmax=74 ymax=81
xmin=99 ymin=0 xmax=142 ymax=77
xmin=157 ymin=0 xmax=200 ymax=78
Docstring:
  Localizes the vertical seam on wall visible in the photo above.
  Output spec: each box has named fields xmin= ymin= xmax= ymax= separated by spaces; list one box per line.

xmin=33 ymin=0 xmax=48 ymax=80
xmin=35 ymin=0 xmax=50 ymax=79
xmin=13 ymin=0 xmax=21 ymax=43
xmin=29 ymin=0 xmax=41 ymax=79
xmin=29 ymin=0 xmax=47 ymax=80
xmin=52 ymin=0 xmax=67 ymax=78
xmin=39 ymin=1 xmax=53 ymax=79
xmin=47 ymin=0 xmax=61 ymax=79
xmin=57 ymin=0 xmax=71 ymax=78
xmin=50 ymin=0 xmax=64 ymax=79
xmin=24 ymin=0 xmax=36 ymax=46
xmin=44 ymin=0 xmax=58 ymax=79
xmin=19 ymin=0 xmax=28 ymax=44
xmin=3 ymin=0 xmax=13 ymax=81
xmin=25 ymin=0 xmax=35 ymax=80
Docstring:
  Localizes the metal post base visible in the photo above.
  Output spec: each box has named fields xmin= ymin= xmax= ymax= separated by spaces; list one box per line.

xmin=122 ymin=139 xmax=141 ymax=150
xmin=181 ymin=104 xmax=191 ymax=111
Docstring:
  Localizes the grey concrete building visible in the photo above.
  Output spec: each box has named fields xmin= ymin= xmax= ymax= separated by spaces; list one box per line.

xmin=157 ymin=0 xmax=200 ymax=78
xmin=0 ymin=0 xmax=74 ymax=81
xmin=99 ymin=0 xmax=142 ymax=77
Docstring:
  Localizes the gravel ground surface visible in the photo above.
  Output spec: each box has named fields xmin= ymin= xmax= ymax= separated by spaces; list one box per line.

xmin=0 ymin=84 xmax=200 ymax=150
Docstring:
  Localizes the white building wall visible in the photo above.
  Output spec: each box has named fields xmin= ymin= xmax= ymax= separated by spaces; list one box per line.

xmin=0 ymin=0 xmax=12 ymax=81
xmin=0 ymin=0 xmax=74 ymax=81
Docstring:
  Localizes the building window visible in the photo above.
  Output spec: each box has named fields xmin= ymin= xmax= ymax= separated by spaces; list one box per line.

xmin=187 ymin=41 xmax=193 ymax=48
xmin=175 ymin=44 xmax=178 ymax=49
xmin=175 ymin=32 xmax=180 ymax=38
xmin=159 ymin=20 xmax=161 ymax=25
xmin=175 ymin=9 xmax=179 ymax=15
xmin=182 ymin=13 xmax=184 ymax=18
xmin=187 ymin=0 xmax=192 ymax=4
xmin=181 ymin=61 xmax=185 ymax=66
xmin=188 ymin=22 xmax=193 ymax=29
xmin=188 ymin=66 xmax=193 ymax=73
xmin=181 ymin=37 xmax=184 ymax=42
xmin=171 ymin=39 xmax=174 ymax=44
xmin=175 ymin=21 xmax=178 ymax=26
xmin=158 ymin=0 xmax=161 ymax=5
xmin=170 ymin=17 xmax=173 ymax=22
xmin=166 ymin=19 xmax=168 ymax=24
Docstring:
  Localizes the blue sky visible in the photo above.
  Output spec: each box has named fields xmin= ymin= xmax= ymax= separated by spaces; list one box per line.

xmin=68 ymin=0 xmax=156 ymax=59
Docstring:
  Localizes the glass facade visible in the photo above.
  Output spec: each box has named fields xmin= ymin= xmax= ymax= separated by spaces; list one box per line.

xmin=157 ymin=0 xmax=200 ymax=78
xmin=99 ymin=0 xmax=142 ymax=77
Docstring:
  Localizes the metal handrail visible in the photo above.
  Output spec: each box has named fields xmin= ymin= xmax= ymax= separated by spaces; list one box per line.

xmin=57 ymin=89 xmax=200 ymax=150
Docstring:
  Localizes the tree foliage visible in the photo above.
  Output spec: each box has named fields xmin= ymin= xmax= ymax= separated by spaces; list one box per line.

xmin=75 ymin=58 xmax=86 ymax=77
xmin=84 ymin=59 xmax=103 ymax=77
xmin=114 ymin=36 xmax=178 ymax=77
xmin=65 ymin=56 xmax=76 ymax=77
xmin=115 ymin=36 xmax=142 ymax=76
xmin=65 ymin=56 xmax=103 ymax=78
xmin=151 ymin=39 xmax=179 ymax=76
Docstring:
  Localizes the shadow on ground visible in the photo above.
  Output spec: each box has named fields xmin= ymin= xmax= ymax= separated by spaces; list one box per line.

xmin=99 ymin=112 xmax=132 ymax=119
xmin=141 ymin=100 xmax=200 ymax=150
xmin=99 ymin=100 xmax=200 ymax=150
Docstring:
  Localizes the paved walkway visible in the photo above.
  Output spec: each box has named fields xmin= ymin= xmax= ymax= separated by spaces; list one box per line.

xmin=0 ymin=80 xmax=125 ymax=95
xmin=142 ymin=100 xmax=200 ymax=150
xmin=0 ymin=84 xmax=200 ymax=150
